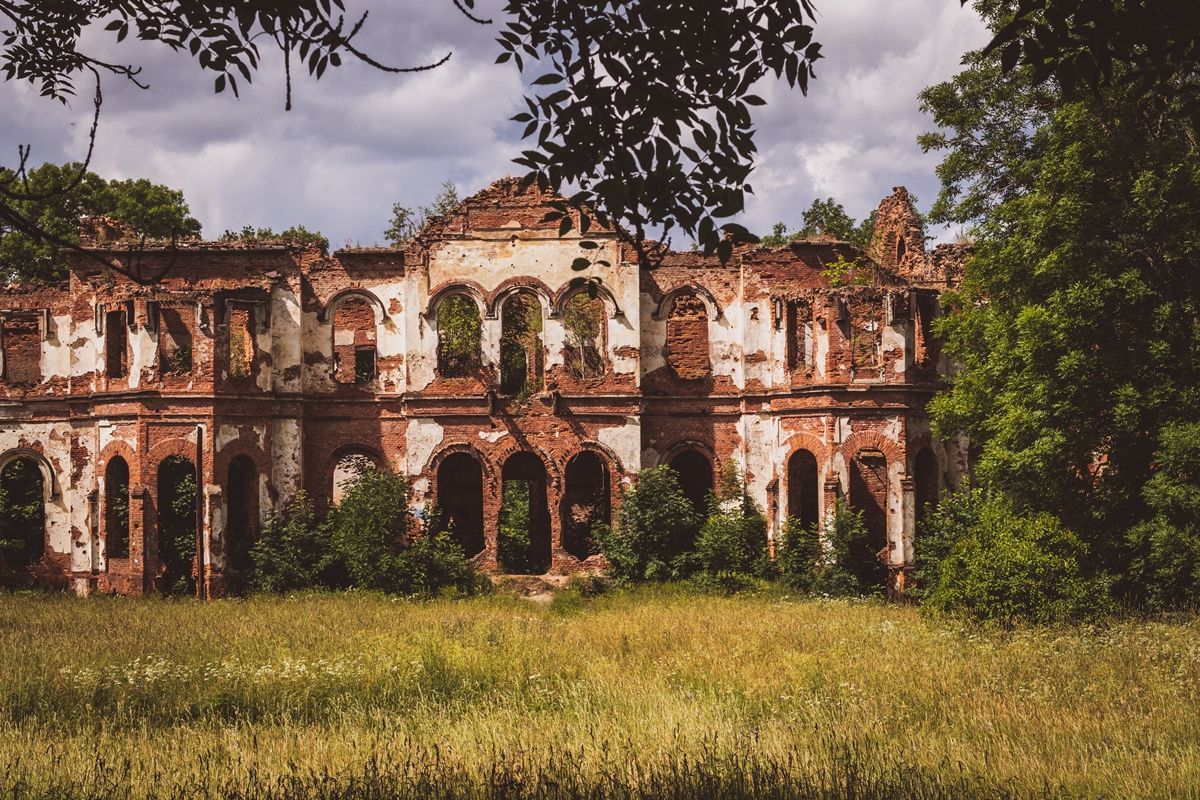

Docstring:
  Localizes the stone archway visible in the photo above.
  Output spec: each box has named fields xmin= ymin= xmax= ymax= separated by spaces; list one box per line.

xmin=437 ymin=451 xmax=485 ymax=558
xmin=500 ymin=452 xmax=551 ymax=574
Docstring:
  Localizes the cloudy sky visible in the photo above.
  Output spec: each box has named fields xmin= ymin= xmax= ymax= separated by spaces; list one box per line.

xmin=1 ymin=1 xmax=989 ymax=249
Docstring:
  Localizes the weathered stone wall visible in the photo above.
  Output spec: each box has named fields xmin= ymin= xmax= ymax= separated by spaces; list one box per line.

xmin=0 ymin=179 xmax=967 ymax=594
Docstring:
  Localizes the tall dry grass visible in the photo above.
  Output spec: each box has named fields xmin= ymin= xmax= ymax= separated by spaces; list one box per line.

xmin=0 ymin=585 xmax=1197 ymax=798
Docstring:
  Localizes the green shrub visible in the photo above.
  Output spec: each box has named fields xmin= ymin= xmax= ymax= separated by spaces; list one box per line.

xmin=596 ymin=466 xmax=702 ymax=582
xmin=248 ymin=491 xmax=332 ymax=593
xmin=326 ymin=468 xmax=485 ymax=596
xmin=775 ymin=514 xmax=822 ymax=592
xmin=1123 ymin=422 xmax=1200 ymax=611
xmin=694 ymin=462 xmax=769 ymax=580
xmin=919 ymin=491 xmax=1113 ymax=624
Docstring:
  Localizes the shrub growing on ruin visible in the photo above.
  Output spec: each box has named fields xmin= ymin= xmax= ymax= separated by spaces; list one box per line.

xmin=693 ymin=462 xmax=769 ymax=581
xmin=596 ymin=466 xmax=701 ymax=582
xmin=777 ymin=501 xmax=877 ymax=597
xmin=249 ymin=492 xmax=332 ymax=593
xmin=918 ymin=490 xmax=1113 ymax=624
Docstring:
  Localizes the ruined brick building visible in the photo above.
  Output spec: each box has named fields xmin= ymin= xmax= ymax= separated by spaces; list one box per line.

xmin=0 ymin=178 xmax=971 ymax=596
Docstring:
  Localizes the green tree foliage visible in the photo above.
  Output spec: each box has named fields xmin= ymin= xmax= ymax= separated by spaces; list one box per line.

xmin=249 ymin=491 xmax=332 ymax=593
xmin=158 ymin=457 xmax=197 ymax=597
xmin=6 ymin=3 xmax=825 ymax=269
xmin=922 ymin=1 xmax=1200 ymax=595
xmin=497 ymin=479 xmax=533 ymax=573
xmin=759 ymin=198 xmax=876 ymax=249
xmin=918 ymin=490 xmax=1112 ymax=624
xmin=1123 ymin=423 xmax=1200 ymax=612
xmin=499 ymin=293 xmax=542 ymax=399
xmin=596 ymin=465 xmax=702 ymax=582
xmin=218 ymin=224 xmax=328 ymax=254
xmin=0 ymin=162 xmax=201 ymax=283
xmin=436 ymin=294 xmax=482 ymax=377
xmin=385 ymin=181 xmax=461 ymax=245
xmin=0 ymin=459 xmax=45 ymax=584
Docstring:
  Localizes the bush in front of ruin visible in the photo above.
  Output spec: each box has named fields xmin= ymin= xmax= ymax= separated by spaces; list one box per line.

xmin=915 ymin=489 xmax=1112 ymax=625
xmin=249 ymin=468 xmax=484 ymax=597
xmin=595 ymin=466 xmax=702 ymax=582
xmin=691 ymin=462 xmax=771 ymax=590
xmin=776 ymin=501 xmax=879 ymax=597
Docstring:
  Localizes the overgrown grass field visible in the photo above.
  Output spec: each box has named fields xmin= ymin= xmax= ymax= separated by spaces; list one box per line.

xmin=0 ymin=586 xmax=1197 ymax=798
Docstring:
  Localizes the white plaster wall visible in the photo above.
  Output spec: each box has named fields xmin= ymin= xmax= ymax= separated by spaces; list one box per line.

xmin=0 ymin=420 xmax=83 ymax=568
xmin=270 ymin=417 xmax=303 ymax=505
xmin=273 ymin=281 xmax=303 ymax=393
xmin=596 ymin=416 xmax=641 ymax=484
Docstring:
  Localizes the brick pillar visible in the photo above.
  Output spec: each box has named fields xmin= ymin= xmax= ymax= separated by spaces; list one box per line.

xmin=480 ymin=474 xmax=501 ymax=572
xmin=893 ymin=476 xmax=916 ymax=598
xmin=203 ymin=484 xmax=225 ymax=599
xmin=547 ymin=473 xmax=564 ymax=573
xmin=130 ymin=485 xmax=149 ymax=596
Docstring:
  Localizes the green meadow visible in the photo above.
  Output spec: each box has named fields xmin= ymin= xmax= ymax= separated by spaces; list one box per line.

xmin=1 ymin=587 xmax=1197 ymax=799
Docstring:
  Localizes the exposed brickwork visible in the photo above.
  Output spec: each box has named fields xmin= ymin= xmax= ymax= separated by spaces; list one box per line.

xmin=0 ymin=179 xmax=968 ymax=595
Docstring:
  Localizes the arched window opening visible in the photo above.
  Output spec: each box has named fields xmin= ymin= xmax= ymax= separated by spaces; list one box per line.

xmin=914 ymin=448 xmax=938 ymax=531
xmin=665 ymin=293 xmax=711 ymax=380
xmin=158 ymin=307 xmax=194 ymax=377
xmin=436 ymin=452 xmax=484 ymax=558
xmin=332 ymin=451 xmax=376 ymax=506
xmin=437 ymin=294 xmax=482 ymax=378
xmin=499 ymin=292 xmax=543 ymax=398
xmin=332 ymin=296 xmax=377 ymax=385
xmin=897 ymin=236 xmax=907 ymax=263
xmin=226 ymin=456 xmax=259 ymax=584
xmin=0 ymin=457 xmax=46 ymax=576
xmin=156 ymin=456 xmax=197 ymax=597
xmin=562 ymin=451 xmax=609 ymax=560
xmin=786 ymin=449 xmax=819 ymax=532
xmin=500 ymin=452 xmax=551 ymax=574
xmin=848 ymin=449 xmax=889 ymax=587
xmin=104 ymin=457 xmax=131 ymax=560
xmin=563 ymin=293 xmax=606 ymax=379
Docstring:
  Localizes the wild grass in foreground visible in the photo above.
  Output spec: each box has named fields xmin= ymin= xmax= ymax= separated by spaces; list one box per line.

xmin=0 ymin=586 xmax=1197 ymax=798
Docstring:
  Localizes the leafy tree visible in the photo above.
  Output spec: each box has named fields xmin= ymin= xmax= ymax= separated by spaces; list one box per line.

xmin=0 ymin=459 xmax=45 ymax=583
xmin=923 ymin=1 xmax=1200 ymax=583
xmin=497 ymin=479 xmax=533 ymax=573
xmin=596 ymin=465 xmax=702 ymax=582
xmin=775 ymin=501 xmax=879 ymax=596
xmin=218 ymin=224 xmax=328 ymax=254
xmin=759 ymin=198 xmax=875 ymax=249
xmin=3 ymin=2 xmax=824 ymax=273
xmin=385 ymin=180 xmax=461 ymax=245
xmin=973 ymin=0 xmax=1200 ymax=122
xmin=693 ymin=461 xmax=768 ymax=580
xmin=0 ymin=162 xmax=201 ymax=282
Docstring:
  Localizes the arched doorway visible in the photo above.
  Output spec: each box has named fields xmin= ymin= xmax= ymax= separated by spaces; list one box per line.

xmin=668 ymin=449 xmax=713 ymax=516
xmin=562 ymin=451 xmax=609 ymax=560
xmin=913 ymin=447 xmax=938 ymax=531
xmin=331 ymin=450 xmax=377 ymax=506
xmin=157 ymin=456 xmax=197 ymax=597
xmin=500 ymin=452 xmax=551 ymax=574
xmin=0 ymin=456 xmax=46 ymax=581
xmin=437 ymin=452 xmax=485 ymax=557
xmin=848 ymin=449 xmax=889 ymax=587
xmin=786 ymin=449 xmax=820 ymax=532
xmin=104 ymin=457 xmax=131 ymax=560
xmin=225 ymin=455 xmax=259 ymax=586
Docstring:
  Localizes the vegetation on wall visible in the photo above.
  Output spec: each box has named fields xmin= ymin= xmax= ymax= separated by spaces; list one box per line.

xmin=760 ymin=198 xmax=876 ymax=249
xmin=0 ymin=162 xmax=201 ymax=283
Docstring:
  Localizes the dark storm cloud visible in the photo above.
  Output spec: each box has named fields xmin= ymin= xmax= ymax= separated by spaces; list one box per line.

xmin=0 ymin=1 xmax=987 ymax=247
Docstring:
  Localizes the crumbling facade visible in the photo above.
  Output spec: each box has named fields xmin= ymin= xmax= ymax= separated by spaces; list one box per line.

xmin=0 ymin=179 xmax=970 ymax=596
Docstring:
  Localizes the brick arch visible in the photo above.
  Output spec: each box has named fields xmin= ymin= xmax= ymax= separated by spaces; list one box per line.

xmin=652 ymin=284 xmax=722 ymax=321
xmin=0 ymin=447 xmax=60 ymax=499
xmin=322 ymin=443 xmax=386 ymax=482
xmin=551 ymin=278 xmax=624 ymax=319
xmin=569 ymin=440 xmax=626 ymax=478
xmin=318 ymin=288 xmax=388 ymax=324
xmin=657 ymin=438 xmax=718 ymax=469
xmin=213 ymin=440 xmax=270 ymax=487
xmin=490 ymin=440 xmax=563 ymax=490
xmin=782 ymin=430 xmax=830 ymax=468
xmin=144 ymin=438 xmax=200 ymax=488
xmin=424 ymin=280 xmax=488 ymax=319
xmin=97 ymin=440 xmax=138 ymax=484
xmin=425 ymin=441 xmax=498 ymax=487
xmin=487 ymin=277 xmax=554 ymax=320
xmin=838 ymin=431 xmax=905 ymax=467
xmin=906 ymin=431 xmax=936 ymax=474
